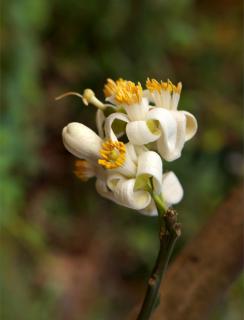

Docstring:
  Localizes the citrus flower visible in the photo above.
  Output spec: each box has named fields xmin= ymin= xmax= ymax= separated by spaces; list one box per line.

xmin=102 ymin=78 xmax=197 ymax=161
xmin=59 ymin=76 xmax=196 ymax=317
xmin=62 ymin=122 xmax=183 ymax=216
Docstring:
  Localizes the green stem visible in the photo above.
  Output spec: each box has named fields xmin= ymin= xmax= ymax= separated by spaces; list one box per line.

xmin=136 ymin=194 xmax=181 ymax=320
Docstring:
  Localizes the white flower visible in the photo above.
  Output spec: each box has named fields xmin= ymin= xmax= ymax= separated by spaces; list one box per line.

xmin=102 ymin=78 xmax=198 ymax=161
xmin=62 ymin=122 xmax=183 ymax=216
xmin=97 ymin=145 xmax=183 ymax=216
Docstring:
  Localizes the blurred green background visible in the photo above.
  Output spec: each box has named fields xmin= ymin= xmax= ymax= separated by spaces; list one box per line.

xmin=1 ymin=0 xmax=243 ymax=319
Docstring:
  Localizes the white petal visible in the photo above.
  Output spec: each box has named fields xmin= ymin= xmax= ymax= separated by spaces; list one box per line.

xmin=171 ymin=92 xmax=180 ymax=110
xmin=139 ymin=199 xmax=158 ymax=216
xmin=107 ymin=173 xmax=126 ymax=191
xmin=158 ymin=110 xmax=197 ymax=160
xmin=62 ymin=122 xmax=102 ymax=161
xmin=96 ymin=109 xmax=105 ymax=138
xmin=134 ymin=145 xmax=150 ymax=156
xmin=161 ymin=171 xmax=183 ymax=205
xmin=152 ymin=91 xmax=164 ymax=108
xmin=112 ymin=147 xmax=137 ymax=177
xmin=169 ymin=111 xmax=187 ymax=160
xmin=136 ymin=151 xmax=163 ymax=194
xmin=143 ymin=90 xmax=166 ymax=108
xmin=160 ymin=89 xmax=171 ymax=109
xmin=104 ymin=112 xmax=129 ymax=141
xmin=126 ymin=121 xmax=160 ymax=145
xmin=125 ymin=142 xmax=138 ymax=164
xmin=113 ymin=179 xmax=151 ymax=211
xmin=124 ymin=98 xmax=149 ymax=121
xmin=105 ymin=95 xmax=117 ymax=105
xmin=147 ymin=108 xmax=178 ymax=161
xmin=180 ymin=111 xmax=198 ymax=141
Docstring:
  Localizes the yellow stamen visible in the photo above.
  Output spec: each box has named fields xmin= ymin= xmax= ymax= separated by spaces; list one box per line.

xmin=146 ymin=78 xmax=182 ymax=94
xmin=146 ymin=78 xmax=162 ymax=92
xmin=115 ymin=80 xmax=142 ymax=105
xmin=161 ymin=80 xmax=172 ymax=92
xmin=74 ymin=160 xmax=94 ymax=181
xmin=104 ymin=78 xmax=142 ymax=105
xmin=104 ymin=78 xmax=126 ymax=98
xmin=174 ymin=82 xmax=182 ymax=94
xmin=98 ymin=140 xmax=126 ymax=169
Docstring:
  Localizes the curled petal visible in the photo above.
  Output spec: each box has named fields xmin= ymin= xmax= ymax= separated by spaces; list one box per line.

xmin=161 ymin=171 xmax=183 ymax=205
xmin=104 ymin=112 xmax=129 ymax=141
xmin=113 ymin=179 xmax=151 ymax=211
xmin=147 ymin=108 xmax=178 ymax=161
xmin=180 ymin=111 xmax=198 ymax=141
xmin=107 ymin=173 xmax=126 ymax=191
xmin=62 ymin=122 xmax=102 ymax=161
xmin=95 ymin=178 xmax=118 ymax=203
xmin=136 ymin=151 xmax=163 ymax=194
xmin=168 ymin=111 xmax=187 ymax=160
xmin=139 ymin=199 xmax=158 ymax=216
xmin=126 ymin=121 xmax=160 ymax=145
xmin=157 ymin=110 xmax=197 ymax=161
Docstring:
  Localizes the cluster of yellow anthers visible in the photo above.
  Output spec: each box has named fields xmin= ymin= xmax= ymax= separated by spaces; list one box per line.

xmin=98 ymin=140 xmax=126 ymax=169
xmin=103 ymin=78 xmax=126 ymax=98
xmin=104 ymin=78 xmax=142 ymax=105
xmin=146 ymin=78 xmax=182 ymax=94
xmin=74 ymin=160 xmax=93 ymax=181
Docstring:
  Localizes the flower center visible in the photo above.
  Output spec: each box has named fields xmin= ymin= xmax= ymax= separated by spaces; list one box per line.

xmin=98 ymin=140 xmax=126 ymax=169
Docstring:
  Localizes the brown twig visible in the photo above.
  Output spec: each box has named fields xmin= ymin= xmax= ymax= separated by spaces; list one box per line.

xmin=136 ymin=192 xmax=181 ymax=320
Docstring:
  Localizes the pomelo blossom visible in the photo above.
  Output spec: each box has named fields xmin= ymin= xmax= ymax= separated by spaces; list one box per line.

xmin=101 ymin=78 xmax=197 ymax=161
xmin=59 ymin=77 xmax=196 ymax=317
xmin=62 ymin=122 xmax=183 ymax=216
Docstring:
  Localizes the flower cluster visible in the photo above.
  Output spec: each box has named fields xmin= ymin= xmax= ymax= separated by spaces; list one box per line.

xmin=61 ymin=78 xmax=197 ymax=216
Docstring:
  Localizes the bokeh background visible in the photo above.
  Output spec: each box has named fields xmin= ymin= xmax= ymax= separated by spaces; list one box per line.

xmin=1 ymin=0 xmax=243 ymax=319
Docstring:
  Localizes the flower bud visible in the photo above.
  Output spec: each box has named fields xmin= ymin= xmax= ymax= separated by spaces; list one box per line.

xmin=62 ymin=122 xmax=102 ymax=161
